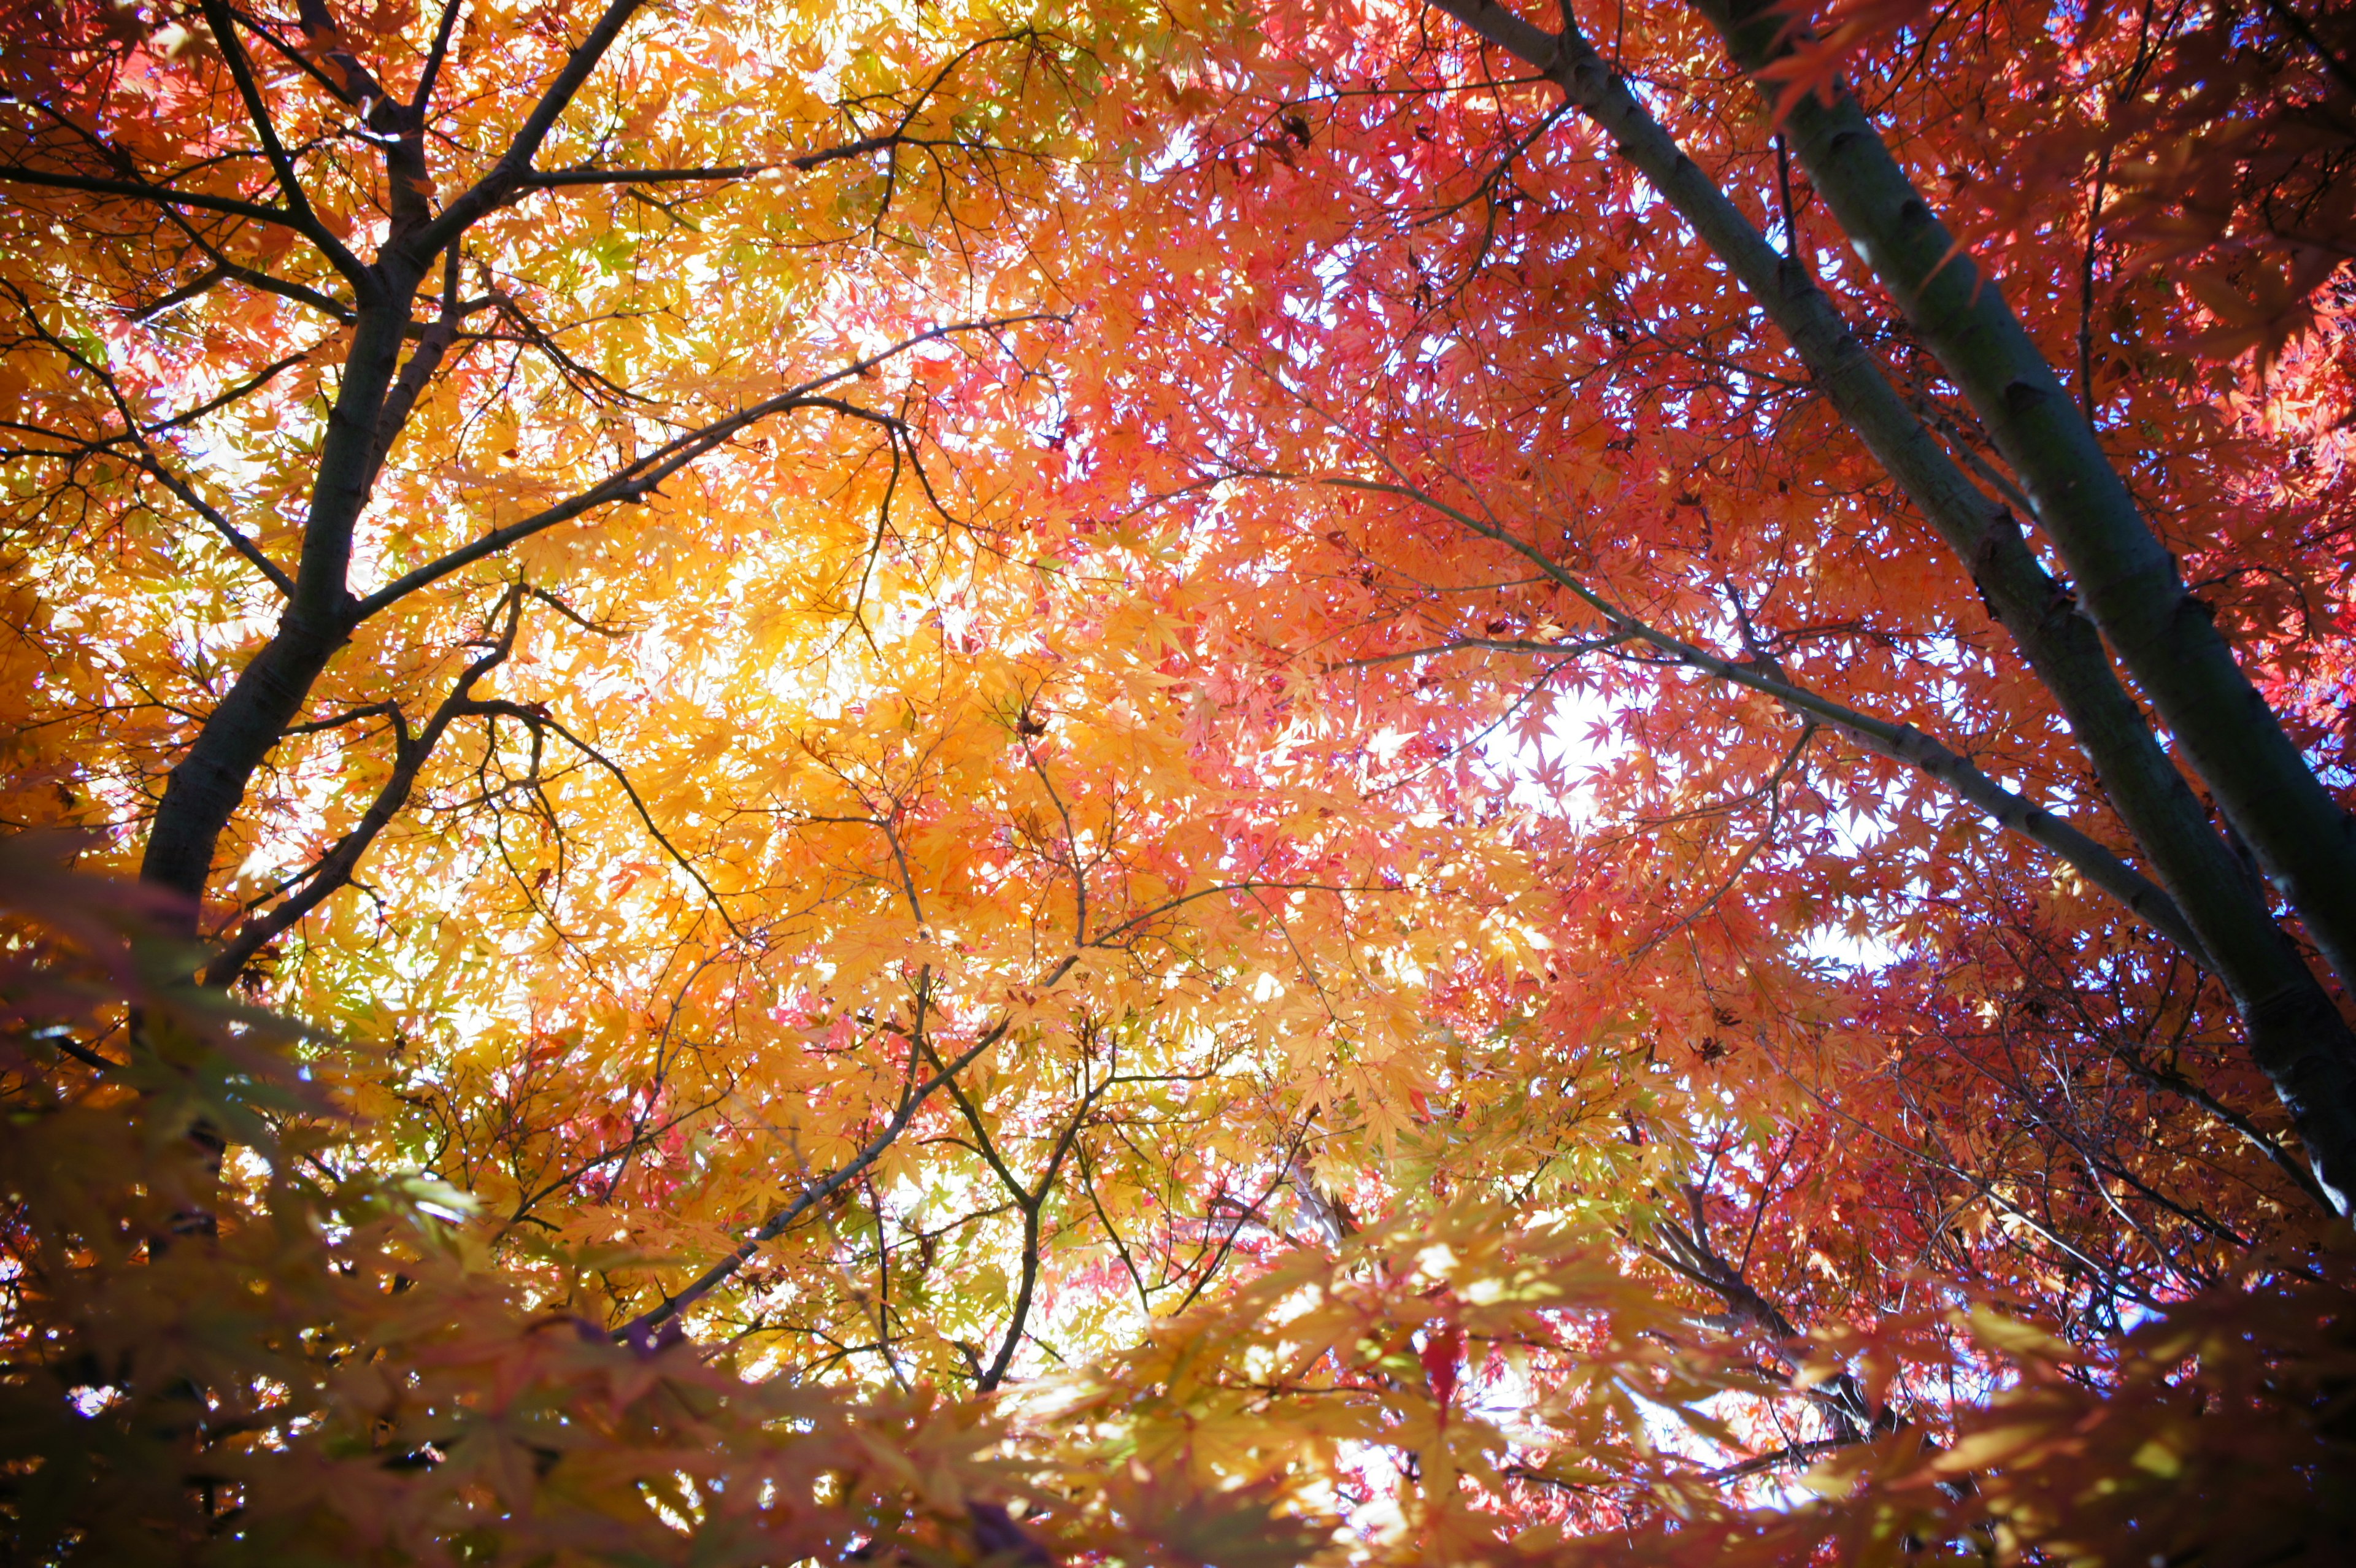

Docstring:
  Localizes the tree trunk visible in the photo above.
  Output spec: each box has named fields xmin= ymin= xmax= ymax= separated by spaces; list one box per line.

xmin=1422 ymin=0 xmax=2356 ymax=1213
xmin=139 ymin=285 xmax=417 ymax=910
xmin=1693 ymin=0 xmax=2356 ymax=1004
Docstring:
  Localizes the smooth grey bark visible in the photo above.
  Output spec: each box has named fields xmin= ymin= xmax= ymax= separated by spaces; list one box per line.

xmin=1693 ymin=0 xmax=2356 ymax=1004
xmin=1422 ymin=0 xmax=2356 ymax=1213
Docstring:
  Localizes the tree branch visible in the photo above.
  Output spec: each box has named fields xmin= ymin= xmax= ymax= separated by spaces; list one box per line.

xmin=202 ymin=587 xmax=533 ymax=981
xmin=197 ymin=0 xmax=366 ymax=280
xmin=1405 ymin=0 xmax=2356 ymax=1214
xmin=615 ymin=1001 xmax=1044 ymax=1344
xmin=1323 ymin=478 xmax=2214 ymax=967
xmin=0 ymin=279 xmax=294 ymax=595
xmin=0 ymin=166 xmax=307 ymax=228
xmin=518 ymin=164 xmax=768 ymax=189
xmin=406 ymin=0 xmax=651 ymax=261
xmin=411 ymin=0 xmax=468 ymax=112
xmin=461 ymin=699 xmax=746 ymax=940
xmin=346 ymin=315 xmax=1058 ymax=621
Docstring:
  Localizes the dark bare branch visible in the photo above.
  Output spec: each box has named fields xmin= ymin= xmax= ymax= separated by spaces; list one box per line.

xmin=520 ymin=163 xmax=768 ymax=189
xmin=412 ymin=0 xmax=468 ymax=113
xmin=461 ymin=699 xmax=746 ymax=940
xmin=0 ymin=166 xmax=306 ymax=228
xmin=202 ymin=588 xmax=533 ymax=980
xmin=1320 ymin=475 xmax=2214 ymax=967
xmin=347 ymin=315 xmax=1061 ymax=621
xmin=407 ymin=0 xmax=653 ymax=261
xmin=196 ymin=0 xmax=367 ymax=280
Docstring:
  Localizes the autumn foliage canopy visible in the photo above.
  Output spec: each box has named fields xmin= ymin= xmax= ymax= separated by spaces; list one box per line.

xmin=4 ymin=0 xmax=2355 ymax=1560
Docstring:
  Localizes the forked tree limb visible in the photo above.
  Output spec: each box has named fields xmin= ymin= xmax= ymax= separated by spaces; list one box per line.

xmin=612 ymin=876 xmax=1377 ymax=1345
xmin=196 ymin=0 xmax=367 ymax=279
xmin=20 ymin=0 xmax=1058 ymax=961
xmin=616 ymin=999 xmax=1037 ymax=1345
xmin=404 ymin=0 xmax=653 ymax=263
xmin=461 ymin=698 xmax=747 ymax=939
xmin=0 ymin=166 xmax=311 ymax=228
xmin=0 ymin=279 xmax=301 ymax=595
xmin=1406 ymin=2 xmax=2279 ymax=993
xmin=136 ymin=316 xmax=1045 ymax=913
xmin=348 ymin=316 xmax=1056 ymax=619
xmin=201 ymin=587 xmax=585 ymax=982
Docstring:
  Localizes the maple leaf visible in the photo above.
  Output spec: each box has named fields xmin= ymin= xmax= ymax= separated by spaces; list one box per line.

xmin=7 ymin=0 xmax=2356 ymax=1559
xmin=1753 ymin=0 xmax=1942 ymax=119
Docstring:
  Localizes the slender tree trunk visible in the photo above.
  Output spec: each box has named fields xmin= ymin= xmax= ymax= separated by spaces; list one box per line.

xmin=1422 ymin=0 xmax=2356 ymax=1212
xmin=1692 ymin=0 xmax=2356 ymax=1003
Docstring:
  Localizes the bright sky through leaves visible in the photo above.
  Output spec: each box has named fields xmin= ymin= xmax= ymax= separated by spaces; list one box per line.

xmin=4 ymin=0 xmax=2355 ymax=1560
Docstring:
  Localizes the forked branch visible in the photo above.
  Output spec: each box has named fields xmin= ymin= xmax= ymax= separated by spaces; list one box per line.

xmin=347 ymin=314 xmax=1061 ymax=621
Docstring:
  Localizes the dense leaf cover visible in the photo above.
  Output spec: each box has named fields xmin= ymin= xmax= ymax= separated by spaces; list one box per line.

xmin=3 ymin=0 xmax=2354 ymax=1561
